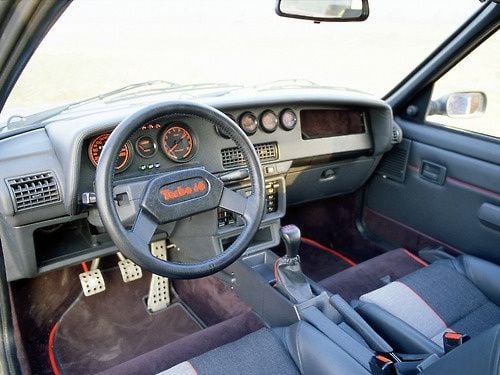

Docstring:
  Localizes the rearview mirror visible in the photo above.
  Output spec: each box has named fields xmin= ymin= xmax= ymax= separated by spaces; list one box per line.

xmin=276 ymin=0 xmax=369 ymax=22
xmin=428 ymin=92 xmax=487 ymax=119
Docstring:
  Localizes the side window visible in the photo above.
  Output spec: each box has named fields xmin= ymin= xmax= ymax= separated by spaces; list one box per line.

xmin=427 ymin=31 xmax=499 ymax=138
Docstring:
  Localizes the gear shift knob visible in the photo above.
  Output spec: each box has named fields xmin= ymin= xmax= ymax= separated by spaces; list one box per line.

xmin=280 ymin=224 xmax=301 ymax=259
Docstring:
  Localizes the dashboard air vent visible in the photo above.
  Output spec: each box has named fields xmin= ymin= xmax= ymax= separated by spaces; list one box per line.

xmin=221 ymin=142 xmax=279 ymax=169
xmin=377 ymin=139 xmax=411 ymax=182
xmin=7 ymin=171 xmax=60 ymax=212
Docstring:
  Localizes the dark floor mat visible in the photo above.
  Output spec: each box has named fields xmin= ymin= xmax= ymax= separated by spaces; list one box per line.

xmin=11 ymin=265 xmax=83 ymax=375
xmin=297 ymin=241 xmax=353 ymax=282
xmin=53 ymin=269 xmax=203 ymax=375
xmin=173 ymin=276 xmax=252 ymax=326
xmin=282 ymin=193 xmax=385 ymax=264
xmin=320 ymin=248 xmax=426 ymax=302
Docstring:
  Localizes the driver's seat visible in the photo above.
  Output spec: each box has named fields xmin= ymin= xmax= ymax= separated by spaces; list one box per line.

xmin=101 ymin=321 xmax=500 ymax=375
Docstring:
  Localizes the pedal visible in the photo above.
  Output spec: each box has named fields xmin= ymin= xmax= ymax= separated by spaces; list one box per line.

xmin=79 ymin=271 xmax=105 ymax=296
xmin=147 ymin=240 xmax=173 ymax=313
xmin=79 ymin=258 xmax=105 ymax=296
xmin=117 ymin=252 xmax=143 ymax=283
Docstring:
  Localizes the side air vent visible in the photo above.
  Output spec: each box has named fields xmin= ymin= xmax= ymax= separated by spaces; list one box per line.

xmin=391 ymin=123 xmax=403 ymax=144
xmin=7 ymin=171 xmax=61 ymax=212
xmin=221 ymin=142 xmax=279 ymax=169
xmin=377 ymin=139 xmax=411 ymax=182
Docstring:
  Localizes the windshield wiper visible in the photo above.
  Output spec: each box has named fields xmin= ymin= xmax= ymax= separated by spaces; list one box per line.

xmin=3 ymin=80 xmax=242 ymax=131
xmin=3 ymin=80 xmax=179 ymax=130
xmin=103 ymin=82 xmax=244 ymax=103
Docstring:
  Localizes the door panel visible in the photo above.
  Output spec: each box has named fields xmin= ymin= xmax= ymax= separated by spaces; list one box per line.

xmin=364 ymin=119 xmax=500 ymax=264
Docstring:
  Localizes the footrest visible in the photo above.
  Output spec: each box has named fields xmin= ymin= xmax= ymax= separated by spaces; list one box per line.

xmin=79 ymin=269 xmax=106 ymax=296
xmin=118 ymin=258 xmax=143 ymax=283
xmin=147 ymin=240 xmax=171 ymax=313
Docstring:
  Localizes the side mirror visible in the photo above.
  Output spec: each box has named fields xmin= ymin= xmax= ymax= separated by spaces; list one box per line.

xmin=428 ymin=92 xmax=487 ymax=119
xmin=275 ymin=0 xmax=369 ymax=22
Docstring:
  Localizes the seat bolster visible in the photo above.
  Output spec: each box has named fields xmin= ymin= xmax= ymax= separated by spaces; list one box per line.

xmin=422 ymin=324 xmax=500 ymax=375
xmin=355 ymin=301 xmax=443 ymax=355
xmin=280 ymin=321 xmax=370 ymax=375
xmin=453 ymin=255 xmax=500 ymax=306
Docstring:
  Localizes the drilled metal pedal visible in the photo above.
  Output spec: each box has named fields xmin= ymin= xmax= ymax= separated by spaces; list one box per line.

xmin=79 ymin=270 xmax=106 ymax=296
xmin=147 ymin=240 xmax=171 ymax=312
xmin=118 ymin=258 xmax=143 ymax=283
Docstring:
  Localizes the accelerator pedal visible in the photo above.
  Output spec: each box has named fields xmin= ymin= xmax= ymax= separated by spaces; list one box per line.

xmin=79 ymin=259 xmax=106 ymax=297
xmin=117 ymin=252 xmax=143 ymax=283
xmin=147 ymin=240 xmax=174 ymax=313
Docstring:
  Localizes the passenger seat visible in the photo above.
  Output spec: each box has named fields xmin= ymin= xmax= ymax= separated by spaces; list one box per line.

xmin=355 ymin=254 xmax=500 ymax=354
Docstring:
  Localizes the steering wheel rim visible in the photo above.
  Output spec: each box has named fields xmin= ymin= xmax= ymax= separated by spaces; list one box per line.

xmin=95 ymin=101 xmax=265 ymax=279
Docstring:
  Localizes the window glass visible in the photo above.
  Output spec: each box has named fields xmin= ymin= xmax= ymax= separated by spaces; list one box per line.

xmin=428 ymin=32 xmax=499 ymax=138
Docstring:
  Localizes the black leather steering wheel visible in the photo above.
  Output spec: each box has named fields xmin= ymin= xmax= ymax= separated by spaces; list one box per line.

xmin=95 ymin=101 xmax=265 ymax=279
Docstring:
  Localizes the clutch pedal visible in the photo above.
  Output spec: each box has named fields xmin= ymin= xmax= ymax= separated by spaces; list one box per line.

xmin=79 ymin=259 xmax=106 ymax=297
xmin=117 ymin=252 xmax=143 ymax=283
xmin=147 ymin=240 xmax=174 ymax=313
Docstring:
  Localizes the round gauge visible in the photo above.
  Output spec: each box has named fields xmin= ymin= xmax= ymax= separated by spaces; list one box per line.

xmin=280 ymin=109 xmax=297 ymax=131
xmin=239 ymin=112 xmax=258 ymax=135
xmin=160 ymin=123 xmax=195 ymax=162
xmin=88 ymin=133 xmax=132 ymax=173
xmin=260 ymin=110 xmax=278 ymax=133
xmin=135 ymin=136 xmax=157 ymax=158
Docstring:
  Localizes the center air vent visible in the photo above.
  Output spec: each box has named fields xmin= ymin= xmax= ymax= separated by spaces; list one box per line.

xmin=7 ymin=171 xmax=60 ymax=212
xmin=221 ymin=142 xmax=279 ymax=169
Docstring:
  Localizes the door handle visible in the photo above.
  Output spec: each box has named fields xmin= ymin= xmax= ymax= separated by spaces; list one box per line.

xmin=420 ymin=161 xmax=447 ymax=185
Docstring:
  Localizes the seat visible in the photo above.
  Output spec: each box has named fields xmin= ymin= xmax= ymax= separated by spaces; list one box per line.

xmin=356 ymin=254 xmax=500 ymax=354
xmin=161 ymin=322 xmax=500 ymax=375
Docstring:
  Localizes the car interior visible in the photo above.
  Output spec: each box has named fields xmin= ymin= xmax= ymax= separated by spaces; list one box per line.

xmin=0 ymin=1 xmax=498 ymax=374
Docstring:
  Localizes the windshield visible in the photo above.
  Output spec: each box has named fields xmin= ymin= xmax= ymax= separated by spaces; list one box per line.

xmin=2 ymin=0 xmax=480 ymax=120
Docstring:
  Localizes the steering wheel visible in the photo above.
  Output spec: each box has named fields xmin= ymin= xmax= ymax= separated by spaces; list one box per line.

xmin=95 ymin=101 xmax=265 ymax=279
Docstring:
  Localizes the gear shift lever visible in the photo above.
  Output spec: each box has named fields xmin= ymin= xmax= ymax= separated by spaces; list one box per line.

xmin=274 ymin=224 xmax=314 ymax=303
xmin=280 ymin=224 xmax=301 ymax=259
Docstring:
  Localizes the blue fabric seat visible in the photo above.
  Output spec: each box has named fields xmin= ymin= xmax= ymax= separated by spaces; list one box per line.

xmin=356 ymin=254 xmax=500 ymax=354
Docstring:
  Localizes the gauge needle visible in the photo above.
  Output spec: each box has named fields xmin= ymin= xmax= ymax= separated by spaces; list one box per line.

xmin=168 ymin=135 xmax=186 ymax=154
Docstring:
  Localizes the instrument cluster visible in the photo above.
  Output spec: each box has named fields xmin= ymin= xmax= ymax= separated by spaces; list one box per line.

xmin=87 ymin=120 xmax=197 ymax=174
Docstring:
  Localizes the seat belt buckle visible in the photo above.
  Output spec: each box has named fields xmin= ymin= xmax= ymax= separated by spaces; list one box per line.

xmin=443 ymin=332 xmax=470 ymax=353
xmin=370 ymin=354 xmax=395 ymax=375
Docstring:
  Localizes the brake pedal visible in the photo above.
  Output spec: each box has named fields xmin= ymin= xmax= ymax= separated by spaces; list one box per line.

xmin=79 ymin=259 xmax=106 ymax=296
xmin=117 ymin=252 xmax=143 ymax=283
xmin=147 ymin=240 xmax=173 ymax=312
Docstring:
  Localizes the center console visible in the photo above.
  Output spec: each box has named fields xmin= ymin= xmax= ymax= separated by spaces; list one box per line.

xmin=221 ymin=224 xmax=427 ymax=375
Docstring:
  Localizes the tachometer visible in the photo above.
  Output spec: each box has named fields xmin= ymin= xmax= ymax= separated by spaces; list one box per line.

xmin=88 ymin=133 xmax=132 ymax=173
xmin=160 ymin=123 xmax=196 ymax=162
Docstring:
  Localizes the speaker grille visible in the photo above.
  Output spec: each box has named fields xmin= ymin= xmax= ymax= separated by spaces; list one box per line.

xmin=377 ymin=139 xmax=411 ymax=182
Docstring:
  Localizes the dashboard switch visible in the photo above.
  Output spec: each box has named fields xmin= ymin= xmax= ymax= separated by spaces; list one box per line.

xmin=82 ymin=192 xmax=96 ymax=205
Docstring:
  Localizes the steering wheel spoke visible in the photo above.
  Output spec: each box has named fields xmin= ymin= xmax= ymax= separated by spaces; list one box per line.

xmin=219 ymin=187 xmax=248 ymax=216
xmin=130 ymin=209 xmax=158 ymax=247
xmin=95 ymin=101 xmax=265 ymax=278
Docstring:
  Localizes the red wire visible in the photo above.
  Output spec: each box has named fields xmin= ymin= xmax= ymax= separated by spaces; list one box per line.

xmin=48 ymin=322 xmax=61 ymax=375
xmin=300 ymin=237 xmax=357 ymax=267
xmin=81 ymin=262 xmax=89 ymax=273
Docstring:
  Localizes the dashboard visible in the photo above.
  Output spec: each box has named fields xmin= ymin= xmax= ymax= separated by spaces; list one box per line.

xmin=0 ymin=89 xmax=394 ymax=281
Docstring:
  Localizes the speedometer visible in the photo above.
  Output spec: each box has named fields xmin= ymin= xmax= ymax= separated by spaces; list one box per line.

xmin=88 ymin=133 xmax=132 ymax=173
